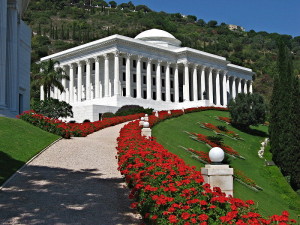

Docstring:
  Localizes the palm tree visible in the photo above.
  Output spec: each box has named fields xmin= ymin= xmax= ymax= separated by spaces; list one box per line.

xmin=33 ymin=59 xmax=69 ymax=100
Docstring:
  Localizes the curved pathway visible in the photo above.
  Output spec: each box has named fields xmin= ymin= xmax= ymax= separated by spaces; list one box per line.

xmin=0 ymin=122 xmax=141 ymax=225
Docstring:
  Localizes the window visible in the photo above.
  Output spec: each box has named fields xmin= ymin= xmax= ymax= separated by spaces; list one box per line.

xmin=123 ymin=72 xmax=126 ymax=81
xmin=84 ymin=65 xmax=86 ymax=72
xmin=143 ymin=90 xmax=147 ymax=99
xmin=152 ymin=64 xmax=156 ymax=72
xmin=133 ymin=60 xmax=137 ymax=68
xmin=171 ymin=80 xmax=174 ymax=88
xmin=170 ymin=67 xmax=173 ymax=75
xmin=153 ymin=92 xmax=156 ymax=100
xmin=171 ymin=94 xmax=174 ymax=102
xmin=122 ymin=58 xmax=126 ymax=66
xmin=143 ymin=76 xmax=146 ymax=84
xmin=133 ymin=89 xmax=137 ymax=98
xmin=162 ymin=66 xmax=165 ymax=73
xmin=162 ymin=79 xmax=165 ymax=87
xmin=133 ymin=74 xmax=136 ymax=83
xmin=123 ymin=88 xmax=126 ymax=96
xmin=152 ymin=77 xmax=156 ymax=86
xmin=162 ymin=93 xmax=166 ymax=101
xmin=143 ymin=62 xmax=146 ymax=70
xmin=92 ymin=63 xmax=95 ymax=70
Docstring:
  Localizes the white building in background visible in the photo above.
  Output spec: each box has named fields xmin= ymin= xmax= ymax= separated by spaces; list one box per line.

xmin=0 ymin=0 xmax=31 ymax=118
xmin=40 ymin=29 xmax=254 ymax=122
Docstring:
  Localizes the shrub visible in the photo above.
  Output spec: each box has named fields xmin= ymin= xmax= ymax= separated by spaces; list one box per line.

xmin=115 ymin=105 xmax=153 ymax=116
xmin=207 ymin=136 xmax=224 ymax=146
xmin=83 ymin=119 xmax=90 ymax=123
xmin=217 ymin=125 xmax=228 ymax=132
xmin=31 ymin=98 xmax=73 ymax=119
xmin=102 ymin=112 xmax=115 ymax=119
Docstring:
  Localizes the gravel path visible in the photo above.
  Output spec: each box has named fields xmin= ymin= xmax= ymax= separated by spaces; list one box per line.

xmin=0 ymin=122 xmax=142 ymax=225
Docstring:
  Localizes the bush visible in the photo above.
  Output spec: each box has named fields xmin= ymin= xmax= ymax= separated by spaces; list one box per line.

xmin=31 ymin=98 xmax=73 ymax=119
xmin=228 ymin=93 xmax=267 ymax=129
xmin=115 ymin=105 xmax=153 ymax=116
xmin=102 ymin=112 xmax=115 ymax=119
xmin=83 ymin=119 xmax=90 ymax=123
xmin=217 ymin=125 xmax=228 ymax=132
xmin=207 ymin=136 xmax=224 ymax=146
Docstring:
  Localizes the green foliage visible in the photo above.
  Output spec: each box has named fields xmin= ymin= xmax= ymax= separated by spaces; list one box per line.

xmin=217 ymin=125 xmax=228 ymax=132
xmin=228 ymin=93 xmax=267 ymax=128
xmin=32 ymin=98 xmax=73 ymax=119
xmin=206 ymin=135 xmax=224 ymax=146
xmin=102 ymin=112 xmax=115 ymax=119
xmin=115 ymin=105 xmax=153 ymax=116
xmin=269 ymin=40 xmax=300 ymax=191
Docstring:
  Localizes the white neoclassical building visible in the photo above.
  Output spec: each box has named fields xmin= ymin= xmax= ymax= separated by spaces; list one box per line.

xmin=40 ymin=29 xmax=254 ymax=122
xmin=0 ymin=0 xmax=31 ymax=118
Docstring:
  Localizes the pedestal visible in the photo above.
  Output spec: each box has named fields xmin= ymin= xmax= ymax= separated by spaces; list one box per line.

xmin=201 ymin=164 xmax=234 ymax=196
xmin=141 ymin=128 xmax=151 ymax=138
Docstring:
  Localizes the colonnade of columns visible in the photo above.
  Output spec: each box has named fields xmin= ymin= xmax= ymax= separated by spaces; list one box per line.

xmin=40 ymin=51 xmax=253 ymax=106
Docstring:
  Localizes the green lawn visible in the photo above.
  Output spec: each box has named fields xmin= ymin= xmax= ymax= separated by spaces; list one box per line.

xmin=0 ymin=117 xmax=59 ymax=185
xmin=152 ymin=110 xmax=300 ymax=220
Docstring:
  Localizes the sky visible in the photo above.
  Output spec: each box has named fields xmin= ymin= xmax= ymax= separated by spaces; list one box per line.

xmin=113 ymin=0 xmax=300 ymax=37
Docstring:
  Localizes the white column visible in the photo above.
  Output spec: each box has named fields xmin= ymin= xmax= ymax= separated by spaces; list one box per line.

xmin=237 ymin=78 xmax=242 ymax=94
xmin=146 ymin=58 xmax=152 ymax=100
xmin=85 ymin=59 xmax=91 ymax=100
xmin=174 ymin=64 xmax=179 ymax=102
xmin=200 ymin=66 xmax=206 ymax=100
xmin=249 ymin=81 xmax=253 ymax=93
xmin=0 ymin=0 xmax=7 ymax=107
xmin=62 ymin=66 xmax=67 ymax=102
xmin=222 ymin=72 xmax=228 ymax=106
xmin=183 ymin=62 xmax=190 ymax=101
xmin=193 ymin=64 xmax=198 ymax=101
xmin=216 ymin=69 xmax=220 ymax=105
xmin=126 ymin=54 xmax=131 ymax=97
xmin=69 ymin=64 xmax=75 ymax=103
xmin=40 ymin=86 xmax=44 ymax=100
xmin=166 ymin=62 xmax=171 ymax=102
xmin=114 ymin=51 xmax=120 ymax=96
xmin=104 ymin=54 xmax=110 ymax=97
xmin=156 ymin=61 xmax=162 ymax=101
xmin=243 ymin=80 xmax=248 ymax=94
xmin=136 ymin=56 xmax=142 ymax=98
xmin=208 ymin=67 xmax=213 ymax=103
xmin=94 ymin=57 xmax=100 ymax=98
xmin=232 ymin=77 xmax=236 ymax=99
xmin=77 ymin=61 xmax=83 ymax=102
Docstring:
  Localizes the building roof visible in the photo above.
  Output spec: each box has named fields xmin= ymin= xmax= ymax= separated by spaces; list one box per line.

xmin=135 ymin=29 xmax=182 ymax=48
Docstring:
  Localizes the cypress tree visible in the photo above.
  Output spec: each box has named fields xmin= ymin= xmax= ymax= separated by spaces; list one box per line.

xmin=61 ymin=24 xmax=65 ymax=39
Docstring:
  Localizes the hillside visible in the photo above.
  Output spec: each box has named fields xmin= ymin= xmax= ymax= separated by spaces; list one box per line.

xmin=152 ymin=110 xmax=300 ymax=219
xmin=24 ymin=0 xmax=300 ymax=102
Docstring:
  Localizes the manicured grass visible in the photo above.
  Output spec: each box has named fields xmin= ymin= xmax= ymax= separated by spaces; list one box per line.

xmin=0 ymin=117 xmax=60 ymax=185
xmin=152 ymin=110 xmax=300 ymax=220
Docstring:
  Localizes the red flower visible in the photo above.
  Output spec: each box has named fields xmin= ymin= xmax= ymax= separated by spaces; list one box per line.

xmin=169 ymin=215 xmax=179 ymax=223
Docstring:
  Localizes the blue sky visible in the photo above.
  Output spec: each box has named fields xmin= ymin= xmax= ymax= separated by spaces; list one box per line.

xmin=113 ymin=0 xmax=300 ymax=37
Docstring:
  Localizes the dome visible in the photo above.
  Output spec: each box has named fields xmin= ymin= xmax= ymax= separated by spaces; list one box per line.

xmin=135 ymin=29 xmax=181 ymax=48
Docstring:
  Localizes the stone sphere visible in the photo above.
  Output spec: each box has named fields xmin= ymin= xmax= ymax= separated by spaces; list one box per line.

xmin=143 ymin=121 xmax=150 ymax=128
xmin=145 ymin=114 xmax=148 ymax=117
xmin=141 ymin=117 xmax=145 ymax=121
xmin=209 ymin=147 xmax=225 ymax=163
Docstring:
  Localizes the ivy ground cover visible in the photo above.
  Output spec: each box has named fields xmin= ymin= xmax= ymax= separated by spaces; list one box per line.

xmin=117 ymin=119 xmax=296 ymax=224
xmin=152 ymin=110 xmax=300 ymax=220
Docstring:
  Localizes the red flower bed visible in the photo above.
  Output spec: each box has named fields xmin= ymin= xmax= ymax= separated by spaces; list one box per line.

xmin=191 ymin=133 xmax=241 ymax=158
xmin=202 ymin=122 xmax=240 ymax=139
xmin=18 ymin=110 xmax=143 ymax=138
xmin=117 ymin=121 xmax=295 ymax=224
xmin=187 ymin=148 xmax=211 ymax=163
xmin=218 ymin=116 xmax=232 ymax=123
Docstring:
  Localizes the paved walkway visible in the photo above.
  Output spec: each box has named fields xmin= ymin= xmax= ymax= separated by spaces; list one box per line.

xmin=0 ymin=123 xmax=142 ymax=225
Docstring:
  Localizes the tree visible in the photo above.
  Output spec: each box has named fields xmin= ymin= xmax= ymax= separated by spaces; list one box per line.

xmin=197 ymin=19 xmax=206 ymax=27
xmin=228 ymin=93 xmax=267 ymax=129
xmin=109 ymin=1 xmax=117 ymax=8
xmin=207 ymin=20 xmax=218 ymax=27
xmin=32 ymin=98 xmax=73 ymax=119
xmin=269 ymin=40 xmax=300 ymax=191
xmin=32 ymin=59 xmax=69 ymax=100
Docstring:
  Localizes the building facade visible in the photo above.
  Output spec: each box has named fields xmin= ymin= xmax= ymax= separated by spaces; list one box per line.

xmin=40 ymin=29 xmax=254 ymax=122
xmin=0 ymin=0 xmax=31 ymax=118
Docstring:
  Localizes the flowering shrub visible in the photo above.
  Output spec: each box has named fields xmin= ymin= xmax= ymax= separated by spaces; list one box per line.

xmin=190 ymin=132 xmax=243 ymax=159
xmin=201 ymin=123 xmax=241 ymax=140
xmin=117 ymin=120 xmax=296 ymax=224
xmin=217 ymin=116 xmax=232 ymax=124
xmin=18 ymin=110 xmax=143 ymax=138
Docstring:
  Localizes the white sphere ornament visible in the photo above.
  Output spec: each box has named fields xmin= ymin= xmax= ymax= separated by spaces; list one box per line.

xmin=141 ymin=117 xmax=145 ymax=121
xmin=209 ymin=147 xmax=225 ymax=163
xmin=143 ymin=121 xmax=150 ymax=128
